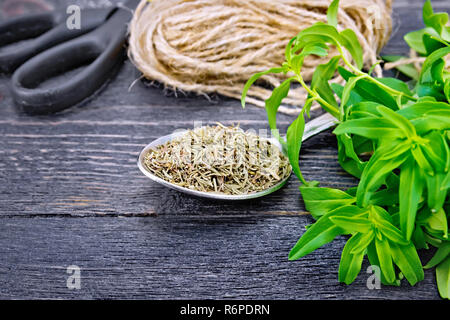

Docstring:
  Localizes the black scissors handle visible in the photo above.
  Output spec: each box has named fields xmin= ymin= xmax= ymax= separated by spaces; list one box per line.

xmin=11 ymin=0 xmax=140 ymax=114
xmin=0 ymin=8 xmax=114 ymax=74
xmin=0 ymin=12 xmax=55 ymax=47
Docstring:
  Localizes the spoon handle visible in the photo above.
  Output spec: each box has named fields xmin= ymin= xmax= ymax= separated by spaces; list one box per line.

xmin=302 ymin=113 xmax=337 ymax=142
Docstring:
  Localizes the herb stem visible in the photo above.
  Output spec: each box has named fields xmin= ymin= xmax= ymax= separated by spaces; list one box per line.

xmin=337 ymin=47 xmax=418 ymax=102
xmin=295 ymin=74 xmax=340 ymax=119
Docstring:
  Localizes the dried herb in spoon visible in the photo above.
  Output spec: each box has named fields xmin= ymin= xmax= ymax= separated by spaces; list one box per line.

xmin=143 ymin=124 xmax=291 ymax=195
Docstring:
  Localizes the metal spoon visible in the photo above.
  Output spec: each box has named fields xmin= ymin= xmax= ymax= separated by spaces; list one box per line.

xmin=137 ymin=113 xmax=336 ymax=200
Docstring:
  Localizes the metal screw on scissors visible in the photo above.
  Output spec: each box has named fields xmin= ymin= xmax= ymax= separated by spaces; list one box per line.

xmin=0 ymin=0 xmax=140 ymax=114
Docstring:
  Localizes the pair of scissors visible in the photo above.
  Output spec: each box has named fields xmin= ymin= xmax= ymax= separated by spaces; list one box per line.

xmin=0 ymin=0 xmax=140 ymax=114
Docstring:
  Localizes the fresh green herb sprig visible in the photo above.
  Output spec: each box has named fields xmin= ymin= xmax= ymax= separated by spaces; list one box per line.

xmin=242 ymin=0 xmax=450 ymax=299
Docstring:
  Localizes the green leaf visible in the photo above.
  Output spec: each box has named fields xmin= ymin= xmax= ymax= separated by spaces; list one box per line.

xmin=412 ymin=225 xmax=429 ymax=250
xmin=436 ymin=256 xmax=450 ymax=299
xmin=288 ymin=219 xmax=343 ymax=261
xmin=371 ymin=206 xmax=410 ymax=246
xmin=416 ymin=82 xmax=447 ymax=101
xmin=396 ymin=101 xmax=450 ymax=120
xmin=425 ymin=208 xmax=448 ymax=238
xmin=389 ymin=242 xmax=425 ymax=286
xmin=299 ymin=186 xmax=355 ymax=219
xmin=336 ymin=133 xmax=366 ymax=178
xmin=417 ymin=96 xmax=438 ymax=103
xmin=426 ymin=173 xmax=448 ymax=212
xmin=411 ymin=115 xmax=450 ymax=135
xmin=333 ymin=118 xmax=406 ymax=140
xmin=399 ymin=157 xmax=425 ymax=240
xmin=292 ymin=38 xmax=328 ymax=55
xmin=350 ymin=231 xmax=375 ymax=254
xmin=430 ymin=58 xmax=445 ymax=84
xmin=330 ymin=215 xmax=373 ymax=234
xmin=424 ymin=241 xmax=450 ymax=269
xmin=376 ymin=77 xmax=415 ymax=99
xmin=348 ymin=101 xmax=382 ymax=119
xmin=376 ymin=106 xmax=416 ymax=138
xmin=378 ymin=140 xmax=411 ymax=161
xmin=420 ymin=47 xmax=450 ymax=83
xmin=288 ymin=206 xmax=364 ymax=260
xmin=296 ymin=23 xmax=342 ymax=47
xmin=375 ymin=236 xmax=396 ymax=284
xmin=311 ymin=56 xmax=340 ymax=110
xmin=312 ymin=56 xmax=340 ymax=87
xmin=370 ymin=188 xmax=399 ymax=207
xmin=265 ymin=77 xmax=296 ymax=137
xmin=338 ymin=232 xmax=369 ymax=284
xmin=443 ymin=170 xmax=450 ymax=190
xmin=341 ymin=75 xmax=365 ymax=115
xmin=285 ymin=37 xmax=296 ymax=64
xmin=302 ymin=96 xmax=315 ymax=118
xmin=290 ymin=55 xmax=305 ymax=75
xmin=338 ymin=67 xmax=399 ymax=110
xmin=327 ymin=0 xmax=340 ymax=27
xmin=356 ymin=149 xmax=407 ymax=207
xmin=421 ymin=56 xmax=445 ymax=84
xmin=423 ymin=0 xmax=450 ymax=40
xmin=444 ymin=80 xmax=450 ymax=103
xmin=386 ymin=172 xmax=400 ymax=189
xmin=286 ymin=111 xmax=306 ymax=182
xmin=300 ymin=44 xmax=329 ymax=58
xmin=422 ymin=131 xmax=449 ymax=172
xmin=404 ymin=29 xmax=428 ymax=55
xmin=366 ymin=242 xmax=399 ymax=286
xmin=331 ymin=83 xmax=364 ymax=109
xmin=339 ymin=29 xmax=364 ymax=70
xmin=422 ymin=33 xmax=447 ymax=56
xmin=411 ymin=144 xmax=435 ymax=176
xmin=349 ymin=132 xmax=374 ymax=154
xmin=241 ymin=67 xmax=286 ymax=108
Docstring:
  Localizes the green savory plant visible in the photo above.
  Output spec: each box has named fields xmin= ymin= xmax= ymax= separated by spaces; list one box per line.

xmin=242 ymin=0 xmax=450 ymax=299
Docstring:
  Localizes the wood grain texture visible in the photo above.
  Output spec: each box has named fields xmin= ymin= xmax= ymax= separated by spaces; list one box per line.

xmin=0 ymin=217 xmax=439 ymax=299
xmin=0 ymin=0 xmax=447 ymax=299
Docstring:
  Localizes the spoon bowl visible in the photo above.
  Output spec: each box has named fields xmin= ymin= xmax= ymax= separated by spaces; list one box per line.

xmin=137 ymin=113 xmax=336 ymax=200
xmin=137 ymin=131 xmax=291 ymax=200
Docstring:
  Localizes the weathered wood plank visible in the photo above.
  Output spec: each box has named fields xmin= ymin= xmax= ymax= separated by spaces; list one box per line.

xmin=0 ymin=0 xmax=446 ymax=299
xmin=0 ymin=107 xmax=355 ymax=216
xmin=0 ymin=217 xmax=439 ymax=299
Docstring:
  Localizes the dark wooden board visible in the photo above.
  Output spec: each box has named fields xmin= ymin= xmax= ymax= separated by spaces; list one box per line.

xmin=0 ymin=217 xmax=439 ymax=299
xmin=0 ymin=0 xmax=448 ymax=299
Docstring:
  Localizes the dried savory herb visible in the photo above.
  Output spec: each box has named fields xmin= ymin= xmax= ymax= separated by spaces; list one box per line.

xmin=143 ymin=124 xmax=291 ymax=195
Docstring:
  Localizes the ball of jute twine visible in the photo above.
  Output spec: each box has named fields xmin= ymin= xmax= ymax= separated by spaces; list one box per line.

xmin=128 ymin=0 xmax=392 ymax=115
